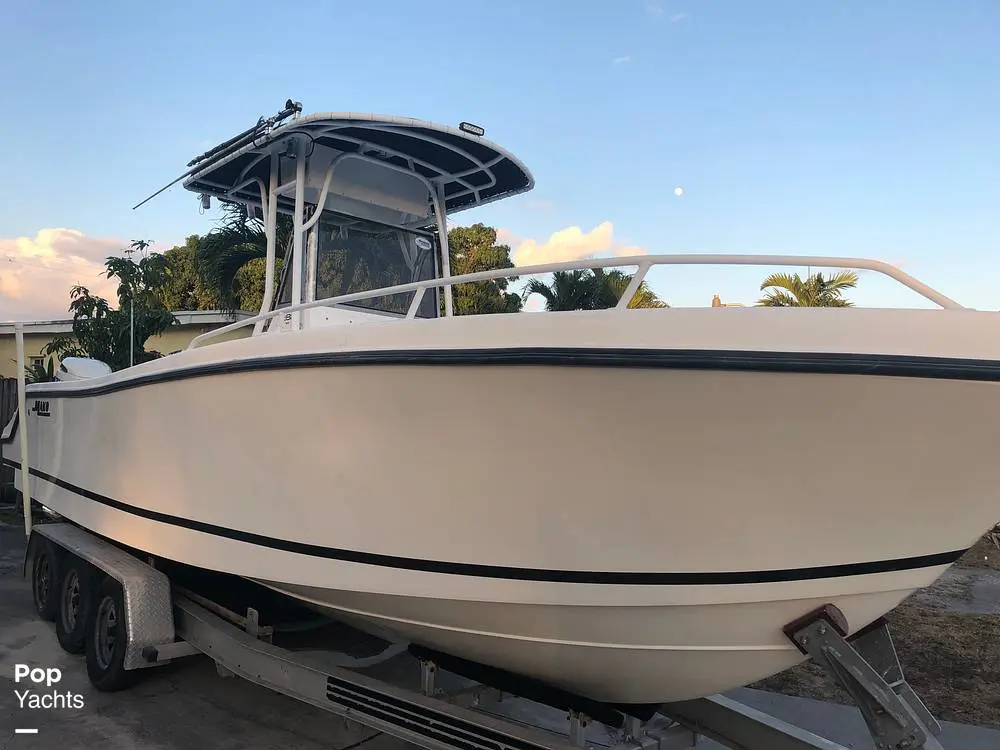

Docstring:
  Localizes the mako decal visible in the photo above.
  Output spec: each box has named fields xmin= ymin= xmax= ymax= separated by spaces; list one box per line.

xmin=30 ymin=401 xmax=51 ymax=418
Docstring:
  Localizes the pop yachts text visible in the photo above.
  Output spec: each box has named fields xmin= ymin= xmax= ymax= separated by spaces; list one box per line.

xmin=13 ymin=665 xmax=85 ymax=710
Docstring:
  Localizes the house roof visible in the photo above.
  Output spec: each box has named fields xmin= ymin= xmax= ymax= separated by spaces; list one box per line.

xmin=0 ymin=310 xmax=253 ymax=335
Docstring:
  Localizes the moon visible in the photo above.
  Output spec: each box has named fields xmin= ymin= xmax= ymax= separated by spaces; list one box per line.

xmin=673 ymin=187 xmax=684 ymax=197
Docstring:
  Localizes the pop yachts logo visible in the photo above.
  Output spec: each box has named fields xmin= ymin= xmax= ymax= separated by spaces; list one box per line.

xmin=13 ymin=664 xmax=84 ymax=710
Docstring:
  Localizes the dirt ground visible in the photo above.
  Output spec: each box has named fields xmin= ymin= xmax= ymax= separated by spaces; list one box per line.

xmin=753 ymin=528 xmax=1000 ymax=729
xmin=956 ymin=531 xmax=1000 ymax=572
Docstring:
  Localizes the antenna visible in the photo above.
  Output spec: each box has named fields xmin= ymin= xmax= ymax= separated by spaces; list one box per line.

xmin=131 ymin=99 xmax=303 ymax=211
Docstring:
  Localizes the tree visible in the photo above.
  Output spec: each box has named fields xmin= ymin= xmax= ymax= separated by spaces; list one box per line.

xmin=7 ymin=355 xmax=59 ymax=383
xmin=590 ymin=268 xmax=668 ymax=309
xmin=155 ymin=235 xmax=222 ymax=311
xmin=194 ymin=210 xmax=523 ymax=317
xmin=524 ymin=268 xmax=668 ymax=311
xmin=196 ymin=201 xmax=292 ymax=312
xmin=446 ymin=224 xmax=523 ymax=315
xmin=23 ymin=356 xmax=58 ymax=384
xmin=234 ymin=256 xmax=284 ymax=314
xmin=756 ymin=270 xmax=859 ymax=307
xmin=45 ymin=240 xmax=178 ymax=371
xmin=524 ymin=270 xmax=595 ymax=311
xmin=192 ymin=202 xmax=527 ymax=317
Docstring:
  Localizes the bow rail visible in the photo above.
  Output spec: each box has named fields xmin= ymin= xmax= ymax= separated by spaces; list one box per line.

xmin=187 ymin=254 xmax=963 ymax=351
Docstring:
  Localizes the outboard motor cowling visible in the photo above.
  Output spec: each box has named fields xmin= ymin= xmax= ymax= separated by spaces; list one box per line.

xmin=55 ymin=357 xmax=113 ymax=381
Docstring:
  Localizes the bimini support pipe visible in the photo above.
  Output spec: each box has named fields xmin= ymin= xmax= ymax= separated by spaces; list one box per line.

xmin=436 ymin=182 xmax=453 ymax=317
xmin=253 ymin=151 xmax=281 ymax=335
xmin=289 ymin=136 xmax=308 ymax=330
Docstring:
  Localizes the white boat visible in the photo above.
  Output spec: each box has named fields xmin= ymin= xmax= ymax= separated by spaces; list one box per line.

xmin=4 ymin=101 xmax=999 ymax=707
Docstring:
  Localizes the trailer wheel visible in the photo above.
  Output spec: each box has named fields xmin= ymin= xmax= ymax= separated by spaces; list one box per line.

xmin=85 ymin=576 xmax=139 ymax=691
xmin=55 ymin=557 xmax=94 ymax=654
xmin=31 ymin=538 xmax=61 ymax=622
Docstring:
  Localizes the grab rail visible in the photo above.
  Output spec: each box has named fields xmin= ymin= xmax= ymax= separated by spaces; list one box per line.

xmin=186 ymin=254 xmax=963 ymax=350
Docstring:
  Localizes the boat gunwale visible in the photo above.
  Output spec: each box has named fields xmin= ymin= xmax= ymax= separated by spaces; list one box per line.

xmin=17 ymin=346 xmax=1000 ymax=401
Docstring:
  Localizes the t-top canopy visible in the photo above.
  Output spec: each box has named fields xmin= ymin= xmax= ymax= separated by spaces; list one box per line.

xmin=182 ymin=111 xmax=535 ymax=226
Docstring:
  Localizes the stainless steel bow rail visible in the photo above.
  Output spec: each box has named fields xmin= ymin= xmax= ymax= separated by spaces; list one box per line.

xmin=20 ymin=521 xmax=946 ymax=750
xmin=186 ymin=253 xmax=965 ymax=350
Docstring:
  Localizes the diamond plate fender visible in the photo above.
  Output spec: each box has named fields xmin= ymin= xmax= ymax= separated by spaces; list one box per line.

xmin=29 ymin=523 xmax=176 ymax=670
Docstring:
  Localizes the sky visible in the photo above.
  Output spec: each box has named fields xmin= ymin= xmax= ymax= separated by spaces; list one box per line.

xmin=1 ymin=0 xmax=998 ymax=319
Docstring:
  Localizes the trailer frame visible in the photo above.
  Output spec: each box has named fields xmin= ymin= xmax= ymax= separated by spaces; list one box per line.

xmin=20 ymin=520 xmax=945 ymax=750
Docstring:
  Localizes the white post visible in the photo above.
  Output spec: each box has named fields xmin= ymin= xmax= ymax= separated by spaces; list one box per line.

xmin=435 ymin=182 xmax=453 ymax=317
xmin=125 ymin=242 xmax=136 ymax=365
xmin=14 ymin=324 xmax=32 ymax=536
xmin=253 ymin=152 xmax=280 ymax=335
xmin=290 ymin=136 xmax=307 ymax=330
xmin=130 ymin=299 xmax=134 ymax=367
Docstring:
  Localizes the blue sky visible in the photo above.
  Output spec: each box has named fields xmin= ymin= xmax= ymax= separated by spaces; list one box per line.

xmin=1 ymin=0 xmax=999 ymax=316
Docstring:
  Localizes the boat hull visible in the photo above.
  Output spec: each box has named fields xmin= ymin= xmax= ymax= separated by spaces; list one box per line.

xmin=5 ymin=309 xmax=998 ymax=702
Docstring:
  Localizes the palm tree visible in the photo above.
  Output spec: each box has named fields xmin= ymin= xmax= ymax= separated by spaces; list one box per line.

xmin=524 ymin=270 xmax=593 ymax=311
xmin=196 ymin=202 xmax=294 ymax=311
xmin=590 ymin=268 xmax=668 ymax=309
xmin=524 ymin=268 xmax=667 ymax=311
xmin=756 ymin=270 xmax=859 ymax=307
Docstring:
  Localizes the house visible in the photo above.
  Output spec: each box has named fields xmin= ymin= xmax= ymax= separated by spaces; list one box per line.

xmin=0 ymin=310 xmax=254 ymax=379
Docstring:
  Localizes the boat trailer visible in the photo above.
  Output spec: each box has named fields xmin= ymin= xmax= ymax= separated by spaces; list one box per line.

xmin=22 ymin=521 xmax=945 ymax=750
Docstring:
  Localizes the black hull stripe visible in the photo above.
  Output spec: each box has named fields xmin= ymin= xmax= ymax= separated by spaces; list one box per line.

xmin=1 ymin=457 xmax=966 ymax=585
xmin=26 ymin=347 xmax=1000 ymax=398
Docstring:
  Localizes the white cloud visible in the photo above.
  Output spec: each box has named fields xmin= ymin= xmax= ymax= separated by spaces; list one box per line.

xmin=522 ymin=295 xmax=545 ymax=313
xmin=644 ymin=1 xmax=688 ymax=22
xmin=522 ymin=198 xmax=557 ymax=214
xmin=0 ymin=229 xmax=123 ymax=320
xmin=612 ymin=55 xmax=632 ymax=66
xmin=509 ymin=221 xmax=646 ymax=267
xmin=645 ymin=1 xmax=665 ymax=17
xmin=496 ymin=228 xmax=520 ymax=248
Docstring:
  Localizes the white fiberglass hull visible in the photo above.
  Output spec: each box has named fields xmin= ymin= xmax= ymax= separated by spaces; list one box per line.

xmin=5 ymin=307 xmax=999 ymax=703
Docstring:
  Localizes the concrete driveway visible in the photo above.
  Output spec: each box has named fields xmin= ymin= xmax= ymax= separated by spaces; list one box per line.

xmin=0 ymin=522 xmax=410 ymax=750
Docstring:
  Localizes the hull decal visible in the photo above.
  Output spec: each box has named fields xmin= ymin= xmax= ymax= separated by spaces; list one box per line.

xmin=0 ymin=457 xmax=967 ymax=585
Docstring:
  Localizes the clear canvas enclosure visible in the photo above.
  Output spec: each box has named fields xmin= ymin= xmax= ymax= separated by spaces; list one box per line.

xmin=276 ymin=214 xmax=440 ymax=318
xmin=316 ymin=216 xmax=439 ymax=318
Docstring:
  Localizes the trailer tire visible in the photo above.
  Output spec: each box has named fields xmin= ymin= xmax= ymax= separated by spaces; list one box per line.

xmin=30 ymin=537 xmax=61 ymax=622
xmin=85 ymin=576 xmax=139 ymax=692
xmin=56 ymin=557 xmax=95 ymax=655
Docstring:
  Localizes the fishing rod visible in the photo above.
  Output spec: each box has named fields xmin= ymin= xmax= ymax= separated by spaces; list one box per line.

xmin=131 ymin=98 xmax=302 ymax=211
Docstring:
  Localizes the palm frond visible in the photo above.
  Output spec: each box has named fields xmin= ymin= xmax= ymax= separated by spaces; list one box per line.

xmin=819 ymin=270 xmax=859 ymax=294
xmin=196 ymin=231 xmax=267 ymax=311
xmin=626 ymin=283 xmax=668 ymax=308
xmin=756 ymin=289 xmax=800 ymax=307
xmin=759 ymin=272 xmax=803 ymax=293
xmin=524 ymin=278 xmax=558 ymax=309
xmin=194 ymin=201 xmax=295 ymax=312
xmin=757 ymin=269 xmax=857 ymax=307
